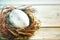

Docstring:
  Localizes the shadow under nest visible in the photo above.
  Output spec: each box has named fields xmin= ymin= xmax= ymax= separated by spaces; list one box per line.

xmin=0 ymin=7 xmax=40 ymax=40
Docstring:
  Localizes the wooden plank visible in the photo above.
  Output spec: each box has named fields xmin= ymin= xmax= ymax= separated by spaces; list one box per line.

xmin=0 ymin=0 xmax=60 ymax=4
xmin=31 ymin=5 xmax=60 ymax=27
xmin=30 ymin=28 xmax=60 ymax=39
xmin=1 ymin=5 xmax=60 ymax=27
xmin=40 ymin=26 xmax=60 ymax=28
xmin=0 ymin=28 xmax=60 ymax=40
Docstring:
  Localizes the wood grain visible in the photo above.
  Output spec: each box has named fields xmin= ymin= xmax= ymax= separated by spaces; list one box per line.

xmin=30 ymin=28 xmax=60 ymax=39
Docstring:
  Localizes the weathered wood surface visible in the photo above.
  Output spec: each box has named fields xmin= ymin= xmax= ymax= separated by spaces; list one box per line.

xmin=0 ymin=2 xmax=60 ymax=40
xmin=1 ymin=5 xmax=60 ymax=27
xmin=0 ymin=28 xmax=60 ymax=40
xmin=30 ymin=28 xmax=60 ymax=40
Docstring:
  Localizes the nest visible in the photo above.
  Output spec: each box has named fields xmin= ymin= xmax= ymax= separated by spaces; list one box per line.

xmin=0 ymin=6 xmax=40 ymax=40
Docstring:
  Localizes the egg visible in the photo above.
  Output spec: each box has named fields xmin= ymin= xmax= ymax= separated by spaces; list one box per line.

xmin=7 ymin=9 xmax=30 ymax=28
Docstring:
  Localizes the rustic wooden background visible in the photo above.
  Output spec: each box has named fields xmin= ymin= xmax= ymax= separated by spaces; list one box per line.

xmin=0 ymin=0 xmax=60 ymax=40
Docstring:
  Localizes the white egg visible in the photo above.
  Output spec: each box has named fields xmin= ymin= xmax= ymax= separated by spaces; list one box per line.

xmin=8 ymin=9 xmax=29 ymax=28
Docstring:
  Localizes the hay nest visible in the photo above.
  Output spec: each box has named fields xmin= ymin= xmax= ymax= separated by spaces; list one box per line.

xmin=0 ymin=6 xmax=40 ymax=39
